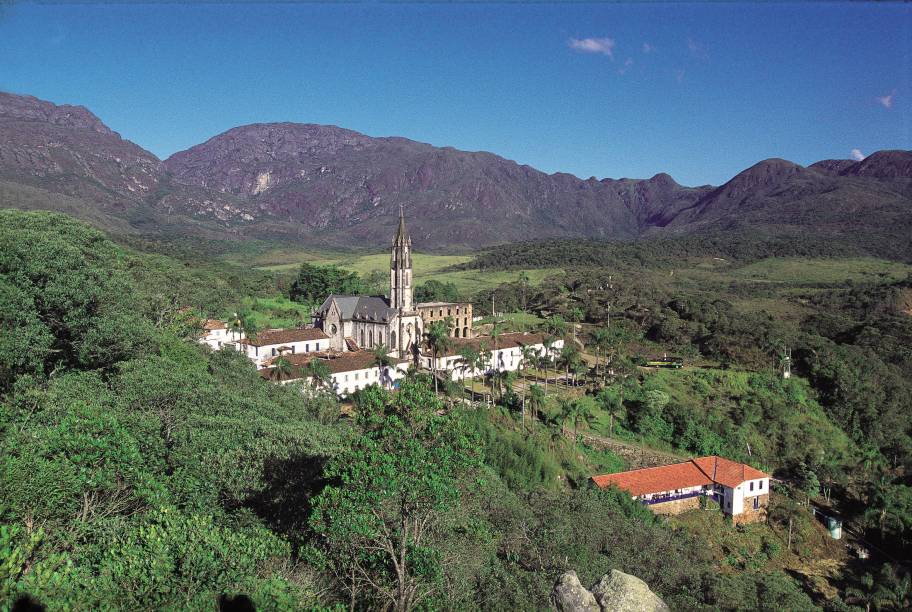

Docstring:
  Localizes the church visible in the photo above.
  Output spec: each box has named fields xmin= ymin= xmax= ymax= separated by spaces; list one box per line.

xmin=313 ymin=207 xmax=429 ymax=360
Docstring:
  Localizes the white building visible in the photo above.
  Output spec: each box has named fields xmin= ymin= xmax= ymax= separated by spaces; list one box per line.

xmin=260 ymin=350 xmax=409 ymax=398
xmin=199 ymin=319 xmax=238 ymax=350
xmin=419 ymin=332 xmax=564 ymax=381
xmin=592 ymin=456 xmax=770 ymax=524
xmin=239 ymin=328 xmax=330 ymax=368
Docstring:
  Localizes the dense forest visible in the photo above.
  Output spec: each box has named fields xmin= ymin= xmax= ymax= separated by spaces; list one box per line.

xmin=2 ymin=210 xmax=911 ymax=610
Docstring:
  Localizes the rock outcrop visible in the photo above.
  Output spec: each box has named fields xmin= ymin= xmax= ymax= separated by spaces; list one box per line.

xmin=551 ymin=571 xmax=600 ymax=612
xmin=551 ymin=570 xmax=669 ymax=612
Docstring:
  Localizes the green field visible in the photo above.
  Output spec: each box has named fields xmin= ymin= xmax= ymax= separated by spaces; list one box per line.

xmin=727 ymin=256 xmax=912 ymax=285
xmin=226 ymin=246 xmax=562 ymax=296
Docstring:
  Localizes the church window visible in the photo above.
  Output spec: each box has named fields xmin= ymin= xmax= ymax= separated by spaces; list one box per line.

xmin=463 ymin=327 xmax=468 ymax=337
xmin=391 ymin=331 xmax=397 ymax=348
xmin=369 ymin=330 xmax=373 ymax=346
xmin=360 ymin=329 xmax=365 ymax=347
xmin=447 ymin=308 xmax=451 ymax=316
xmin=378 ymin=332 xmax=383 ymax=345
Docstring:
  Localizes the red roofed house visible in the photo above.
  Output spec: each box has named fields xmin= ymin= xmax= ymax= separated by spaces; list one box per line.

xmin=260 ymin=350 xmax=409 ymax=397
xmin=592 ymin=456 xmax=770 ymax=523
xmin=239 ymin=328 xmax=330 ymax=368
xmin=199 ymin=319 xmax=233 ymax=351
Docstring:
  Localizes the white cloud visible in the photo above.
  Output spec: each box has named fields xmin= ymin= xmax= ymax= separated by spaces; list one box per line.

xmin=568 ymin=37 xmax=616 ymax=58
xmin=618 ymin=58 xmax=634 ymax=75
xmin=876 ymin=91 xmax=895 ymax=109
xmin=642 ymin=42 xmax=654 ymax=54
xmin=851 ymin=148 xmax=866 ymax=161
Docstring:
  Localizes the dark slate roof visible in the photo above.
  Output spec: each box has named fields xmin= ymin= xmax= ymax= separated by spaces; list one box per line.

xmin=317 ymin=295 xmax=397 ymax=323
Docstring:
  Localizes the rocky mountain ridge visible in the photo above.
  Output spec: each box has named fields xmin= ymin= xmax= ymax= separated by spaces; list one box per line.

xmin=1 ymin=91 xmax=910 ymax=253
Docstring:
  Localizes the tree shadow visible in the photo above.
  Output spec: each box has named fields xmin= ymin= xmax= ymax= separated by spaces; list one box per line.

xmin=242 ymin=453 xmax=333 ymax=551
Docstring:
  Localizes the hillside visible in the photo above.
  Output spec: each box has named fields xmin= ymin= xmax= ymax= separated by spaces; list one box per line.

xmin=1 ymin=91 xmax=910 ymax=256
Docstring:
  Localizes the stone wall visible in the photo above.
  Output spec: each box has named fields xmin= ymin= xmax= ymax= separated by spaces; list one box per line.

xmin=733 ymin=493 xmax=770 ymax=525
xmin=649 ymin=496 xmax=700 ymax=515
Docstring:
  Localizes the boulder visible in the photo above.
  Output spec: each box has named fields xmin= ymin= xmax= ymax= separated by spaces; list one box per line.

xmin=589 ymin=570 xmax=670 ymax=612
xmin=551 ymin=569 xmax=669 ymax=612
xmin=551 ymin=571 xmax=600 ymax=612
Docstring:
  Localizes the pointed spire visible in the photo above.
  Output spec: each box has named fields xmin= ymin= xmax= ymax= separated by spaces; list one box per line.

xmin=394 ymin=204 xmax=408 ymax=244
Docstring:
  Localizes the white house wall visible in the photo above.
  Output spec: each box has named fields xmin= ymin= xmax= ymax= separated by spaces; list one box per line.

xmin=245 ymin=339 xmax=329 ymax=367
xmin=424 ymin=340 xmax=564 ymax=381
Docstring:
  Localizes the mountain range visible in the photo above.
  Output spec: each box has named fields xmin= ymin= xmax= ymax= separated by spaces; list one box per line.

xmin=1 ymin=91 xmax=910 ymax=257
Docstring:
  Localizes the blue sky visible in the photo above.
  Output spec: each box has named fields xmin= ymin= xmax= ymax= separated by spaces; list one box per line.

xmin=0 ymin=2 xmax=908 ymax=186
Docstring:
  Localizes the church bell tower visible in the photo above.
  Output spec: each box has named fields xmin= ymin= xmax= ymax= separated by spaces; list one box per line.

xmin=390 ymin=205 xmax=413 ymax=312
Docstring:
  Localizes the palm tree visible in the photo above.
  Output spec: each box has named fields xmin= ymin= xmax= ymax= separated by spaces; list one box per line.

xmin=541 ymin=337 xmax=555 ymax=394
xmin=557 ymin=397 xmax=576 ymax=437
xmin=457 ymin=347 xmax=478 ymax=404
xmin=424 ymin=319 xmax=452 ymax=394
xmin=304 ymin=359 xmax=332 ymax=390
xmin=596 ymin=387 xmax=624 ymax=436
xmin=528 ymin=384 xmax=546 ymax=429
xmin=270 ymin=356 xmax=295 ymax=383
xmin=590 ymin=328 xmax=610 ymax=379
xmin=228 ymin=312 xmax=244 ymax=343
xmin=372 ymin=344 xmax=393 ymax=388
xmin=476 ymin=341 xmax=492 ymax=406
xmin=559 ymin=345 xmax=581 ymax=389
xmin=572 ymin=397 xmax=596 ymax=437
xmin=519 ymin=345 xmax=537 ymax=423
xmin=845 ymin=572 xmax=894 ymax=612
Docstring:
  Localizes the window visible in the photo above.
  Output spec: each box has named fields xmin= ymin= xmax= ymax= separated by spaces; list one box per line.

xmin=272 ymin=348 xmax=277 ymax=356
xmin=750 ymin=482 xmax=754 ymax=491
xmin=753 ymin=497 xmax=759 ymax=510
xmin=759 ymin=480 xmax=764 ymax=490
xmin=305 ymin=343 xmax=309 ymax=352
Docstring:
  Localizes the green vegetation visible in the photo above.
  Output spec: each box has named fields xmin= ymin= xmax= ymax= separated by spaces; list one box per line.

xmin=3 ymin=209 xmax=912 ymax=610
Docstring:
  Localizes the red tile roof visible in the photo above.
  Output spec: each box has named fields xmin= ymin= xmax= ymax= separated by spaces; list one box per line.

xmin=692 ymin=456 xmax=768 ymax=489
xmin=203 ymin=319 xmax=226 ymax=331
xmin=592 ymin=456 xmax=768 ymax=497
xmin=240 ymin=328 xmax=329 ymax=347
xmin=261 ymin=350 xmax=407 ymax=378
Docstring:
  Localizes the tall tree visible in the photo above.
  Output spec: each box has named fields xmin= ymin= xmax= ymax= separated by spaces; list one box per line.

xmin=304 ymin=358 xmax=332 ymax=390
xmin=269 ymin=356 xmax=295 ymax=382
xmin=423 ymin=319 xmax=452 ymax=394
xmin=309 ymin=379 xmax=482 ymax=612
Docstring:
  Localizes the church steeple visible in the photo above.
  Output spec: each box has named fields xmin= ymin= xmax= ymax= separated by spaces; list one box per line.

xmin=390 ymin=205 xmax=413 ymax=312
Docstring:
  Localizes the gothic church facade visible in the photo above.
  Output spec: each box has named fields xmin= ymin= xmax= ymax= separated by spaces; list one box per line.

xmin=314 ymin=208 xmax=425 ymax=359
